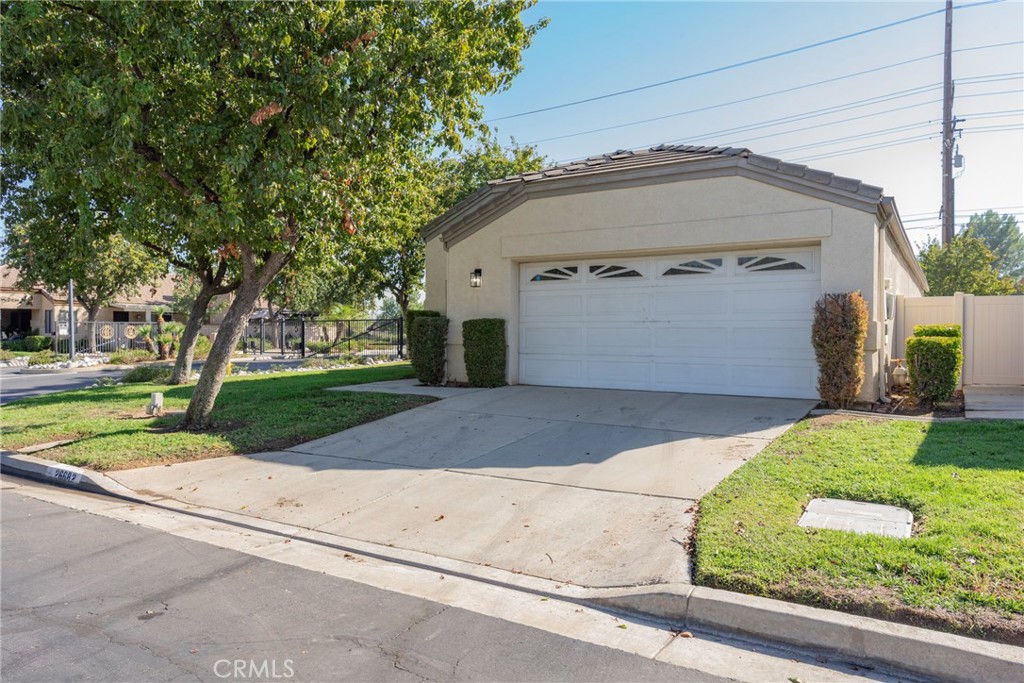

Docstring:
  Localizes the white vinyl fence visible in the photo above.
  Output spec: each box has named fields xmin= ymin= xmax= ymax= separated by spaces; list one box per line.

xmin=894 ymin=293 xmax=1024 ymax=386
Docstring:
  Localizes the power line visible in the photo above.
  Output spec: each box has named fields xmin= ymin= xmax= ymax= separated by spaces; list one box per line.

xmin=523 ymin=41 xmax=1023 ymax=146
xmin=789 ymin=124 xmax=1023 ymax=164
xmin=486 ymin=0 xmax=1007 ymax=122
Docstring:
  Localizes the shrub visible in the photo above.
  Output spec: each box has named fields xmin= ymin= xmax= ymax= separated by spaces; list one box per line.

xmin=406 ymin=309 xmax=440 ymax=361
xmin=0 ymin=349 xmax=15 ymax=361
xmin=811 ymin=291 xmax=869 ymax=408
xmin=23 ymin=335 xmax=53 ymax=352
xmin=192 ymin=334 xmax=212 ymax=360
xmin=906 ymin=335 xmax=962 ymax=404
xmin=109 ymin=349 xmax=157 ymax=364
xmin=913 ymin=324 xmax=960 ymax=338
xmin=306 ymin=340 xmax=335 ymax=355
xmin=121 ymin=365 xmax=172 ymax=384
xmin=463 ymin=318 xmax=507 ymax=387
xmin=27 ymin=350 xmax=57 ymax=366
xmin=1 ymin=339 xmax=26 ymax=352
xmin=411 ymin=316 xmax=447 ymax=386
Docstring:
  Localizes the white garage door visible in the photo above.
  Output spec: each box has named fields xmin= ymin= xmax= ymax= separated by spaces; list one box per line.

xmin=518 ymin=248 xmax=820 ymax=399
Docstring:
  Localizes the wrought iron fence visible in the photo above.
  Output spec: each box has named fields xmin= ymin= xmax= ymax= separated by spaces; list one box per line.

xmin=241 ymin=318 xmax=404 ymax=358
xmin=54 ymin=321 xmax=154 ymax=354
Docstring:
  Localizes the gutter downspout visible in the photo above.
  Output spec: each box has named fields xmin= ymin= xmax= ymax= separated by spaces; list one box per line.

xmin=877 ymin=206 xmax=897 ymax=404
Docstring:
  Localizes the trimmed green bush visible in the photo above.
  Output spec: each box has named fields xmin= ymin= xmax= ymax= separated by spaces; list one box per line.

xmin=810 ymin=291 xmax=869 ymax=408
xmin=121 ymin=365 xmax=172 ymax=384
xmin=109 ymin=349 xmax=157 ymax=364
xmin=23 ymin=335 xmax=53 ymax=351
xmin=193 ymin=334 xmax=212 ymax=360
xmin=411 ymin=316 xmax=447 ymax=386
xmin=306 ymin=340 xmax=335 ymax=355
xmin=27 ymin=350 xmax=58 ymax=366
xmin=463 ymin=318 xmax=507 ymax=387
xmin=1 ymin=339 xmax=27 ymax=352
xmin=906 ymin=335 xmax=962 ymax=404
xmin=914 ymin=324 xmax=961 ymax=339
xmin=406 ymin=309 xmax=441 ymax=361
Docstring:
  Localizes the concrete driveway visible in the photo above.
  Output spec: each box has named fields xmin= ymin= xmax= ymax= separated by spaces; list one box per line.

xmin=110 ymin=382 xmax=815 ymax=590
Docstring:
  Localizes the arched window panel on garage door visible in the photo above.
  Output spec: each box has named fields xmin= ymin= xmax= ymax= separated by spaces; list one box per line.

xmin=737 ymin=251 xmax=815 ymax=274
xmin=588 ymin=264 xmax=644 ymax=279
xmin=526 ymin=265 xmax=581 ymax=283
xmin=660 ymin=257 xmax=724 ymax=277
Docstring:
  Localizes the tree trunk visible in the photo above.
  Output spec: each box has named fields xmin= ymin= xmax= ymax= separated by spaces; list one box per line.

xmin=169 ymin=283 xmax=216 ymax=385
xmin=181 ymin=253 xmax=288 ymax=430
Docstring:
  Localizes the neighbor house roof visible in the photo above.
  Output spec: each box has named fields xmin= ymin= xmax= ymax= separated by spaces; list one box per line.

xmin=422 ymin=143 xmax=886 ymax=246
xmin=0 ymin=264 xmax=177 ymax=308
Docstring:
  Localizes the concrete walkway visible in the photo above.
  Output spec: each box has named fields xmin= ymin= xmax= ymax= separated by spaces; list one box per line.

xmin=963 ymin=386 xmax=1024 ymax=420
xmin=108 ymin=382 xmax=815 ymax=590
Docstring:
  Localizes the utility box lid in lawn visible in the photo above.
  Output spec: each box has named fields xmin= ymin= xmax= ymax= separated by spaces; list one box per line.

xmin=798 ymin=498 xmax=913 ymax=539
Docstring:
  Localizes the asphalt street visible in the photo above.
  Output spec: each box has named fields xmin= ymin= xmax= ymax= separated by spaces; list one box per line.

xmin=0 ymin=367 xmax=125 ymax=405
xmin=1 ymin=489 xmax=729 ymax=683
xmin=0 ymin=358 xmax=310 ymax=406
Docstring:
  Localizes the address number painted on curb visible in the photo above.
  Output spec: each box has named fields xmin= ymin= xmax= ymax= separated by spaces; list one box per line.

xmin=45 ymin=466 xmax=82 ymax=485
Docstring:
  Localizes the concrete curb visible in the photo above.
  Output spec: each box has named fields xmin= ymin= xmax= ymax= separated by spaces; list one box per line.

xmin=5 ymin=456 xmax=1021 ymax=682
xmin=1 ymin=452 xmax=139 ymax=497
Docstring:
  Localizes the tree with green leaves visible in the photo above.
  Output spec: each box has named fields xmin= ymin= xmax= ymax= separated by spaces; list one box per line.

xmin=2 ymin=1 xmax=543 ymax=428
xmin=918 ymin=234 xmax=1019 ymax=296
xmin=343 ymin=137 xmax=547 ymax=316
xmin=965 ymin=210 xmax=1024 ymax=278
xmin=2 ymin=189 xmax=165 ymax=352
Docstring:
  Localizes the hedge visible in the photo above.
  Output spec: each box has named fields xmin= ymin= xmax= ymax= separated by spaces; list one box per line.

xmin=913 ymin=324 xmax=961 ymax=339
xmin=463 ymin=318 xmax=507 ymax=387
xmin=23 ymin=335 xmax=53 ymax=352
xmin=406 ymin=309 xmax=441 ymax=362
xmin=906 ymin=335 xmax=962 ymax=404
xmin=810 ymin=291 xmax=869 ymax=408
xmin=411 ymin=316 xmax=448 ymax=386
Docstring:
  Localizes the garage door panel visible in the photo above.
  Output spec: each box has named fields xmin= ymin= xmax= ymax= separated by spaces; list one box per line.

xmin=653 ymin=327 xmax=729 ymax=354
xmin=520 ymin=356 xmax=582 ymax=384
xmin=522 ymin=293 xmax=584 ymax=318
xmin=652 ymin=290 xmax=729 ymax=317
xmin=585 ymin=326 xmax=650 ymax=355
xmin=586 ymin=292 xmax=648 ymax=318
xmin=585 ymin=359 xmax=651 ymax=385
xmin=651 ymin=361 xmax=726 ymax=387
xmin=729 ymin=362 xmax=817 ymax=396
xmin=519 ymin=249 xmax=821 ymax=400
xmin=521 ymin=326 xmax=583 ymax=354
xmin=732 ymin=325 xmax=813 ymax=358
xmin=733 ymin=288 xmax=817 ymax=316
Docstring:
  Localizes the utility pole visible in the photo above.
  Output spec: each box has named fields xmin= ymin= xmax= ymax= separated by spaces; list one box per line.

xmin=941 ymin=0 xmax=955 ymax=245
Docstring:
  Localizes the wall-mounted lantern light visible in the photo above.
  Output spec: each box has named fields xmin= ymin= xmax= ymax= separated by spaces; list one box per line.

xmin=470 ymin=268 xmax=482 ymax=288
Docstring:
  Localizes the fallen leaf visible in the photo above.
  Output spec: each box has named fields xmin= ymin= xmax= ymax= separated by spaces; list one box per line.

xmin=190 ymin=648 xmax=199 ymax=654
xmin=672 ymin=630 xmax=693 ymax=638
xmin=617 ymin=624 xmax=627 ymax=630
xmin=434 ymin=514 xmax=445 ymax=522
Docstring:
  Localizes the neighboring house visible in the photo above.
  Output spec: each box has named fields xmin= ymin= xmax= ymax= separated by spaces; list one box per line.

xmin=422 ymin=144 xmax=927 ymax=402
xmin=0 ymin=265 xmax=180 ymax=338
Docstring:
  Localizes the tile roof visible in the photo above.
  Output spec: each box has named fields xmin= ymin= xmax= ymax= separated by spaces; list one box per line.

xmin=488 ymin=143 xmax=884 ymax=201
xmin=1 ymin=264 xmax=176 ymax=307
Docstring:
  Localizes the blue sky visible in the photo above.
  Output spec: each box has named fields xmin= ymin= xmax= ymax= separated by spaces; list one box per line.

xmin=478 ymin=0 xmax=1024 ymax=250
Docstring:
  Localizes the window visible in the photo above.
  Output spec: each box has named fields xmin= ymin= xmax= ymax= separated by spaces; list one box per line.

xmin=738 ymin=255 xmax=807 ymax=272
xmin=589 ymin=264 xmax=643 ymax=279
xmin=530 ymin=266 xmax=578 ymax=282
xmin=663 ymin=258 xmax=723 ymax=276
xmin=113 ymin=311 xmax=130 ymax=322
xmin=44 ymin=310 xmax=54 ymax=334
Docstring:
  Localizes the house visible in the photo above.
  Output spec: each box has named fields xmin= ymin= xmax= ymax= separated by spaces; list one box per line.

xmin=1 ymin=265 xmax=180 ymax=338
xmin=422 ymin=144 xmax=927 ymax=402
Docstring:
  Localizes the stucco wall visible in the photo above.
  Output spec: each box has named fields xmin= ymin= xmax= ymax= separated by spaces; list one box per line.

xmin=426 ymin=175 xmax=888 ymax=400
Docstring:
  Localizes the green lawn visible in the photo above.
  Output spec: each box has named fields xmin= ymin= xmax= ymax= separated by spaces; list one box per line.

xmin=0 ymin=364 xmax=432 ymax=470
xmin=695 ymin=415 xmax=1024 ymax=644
